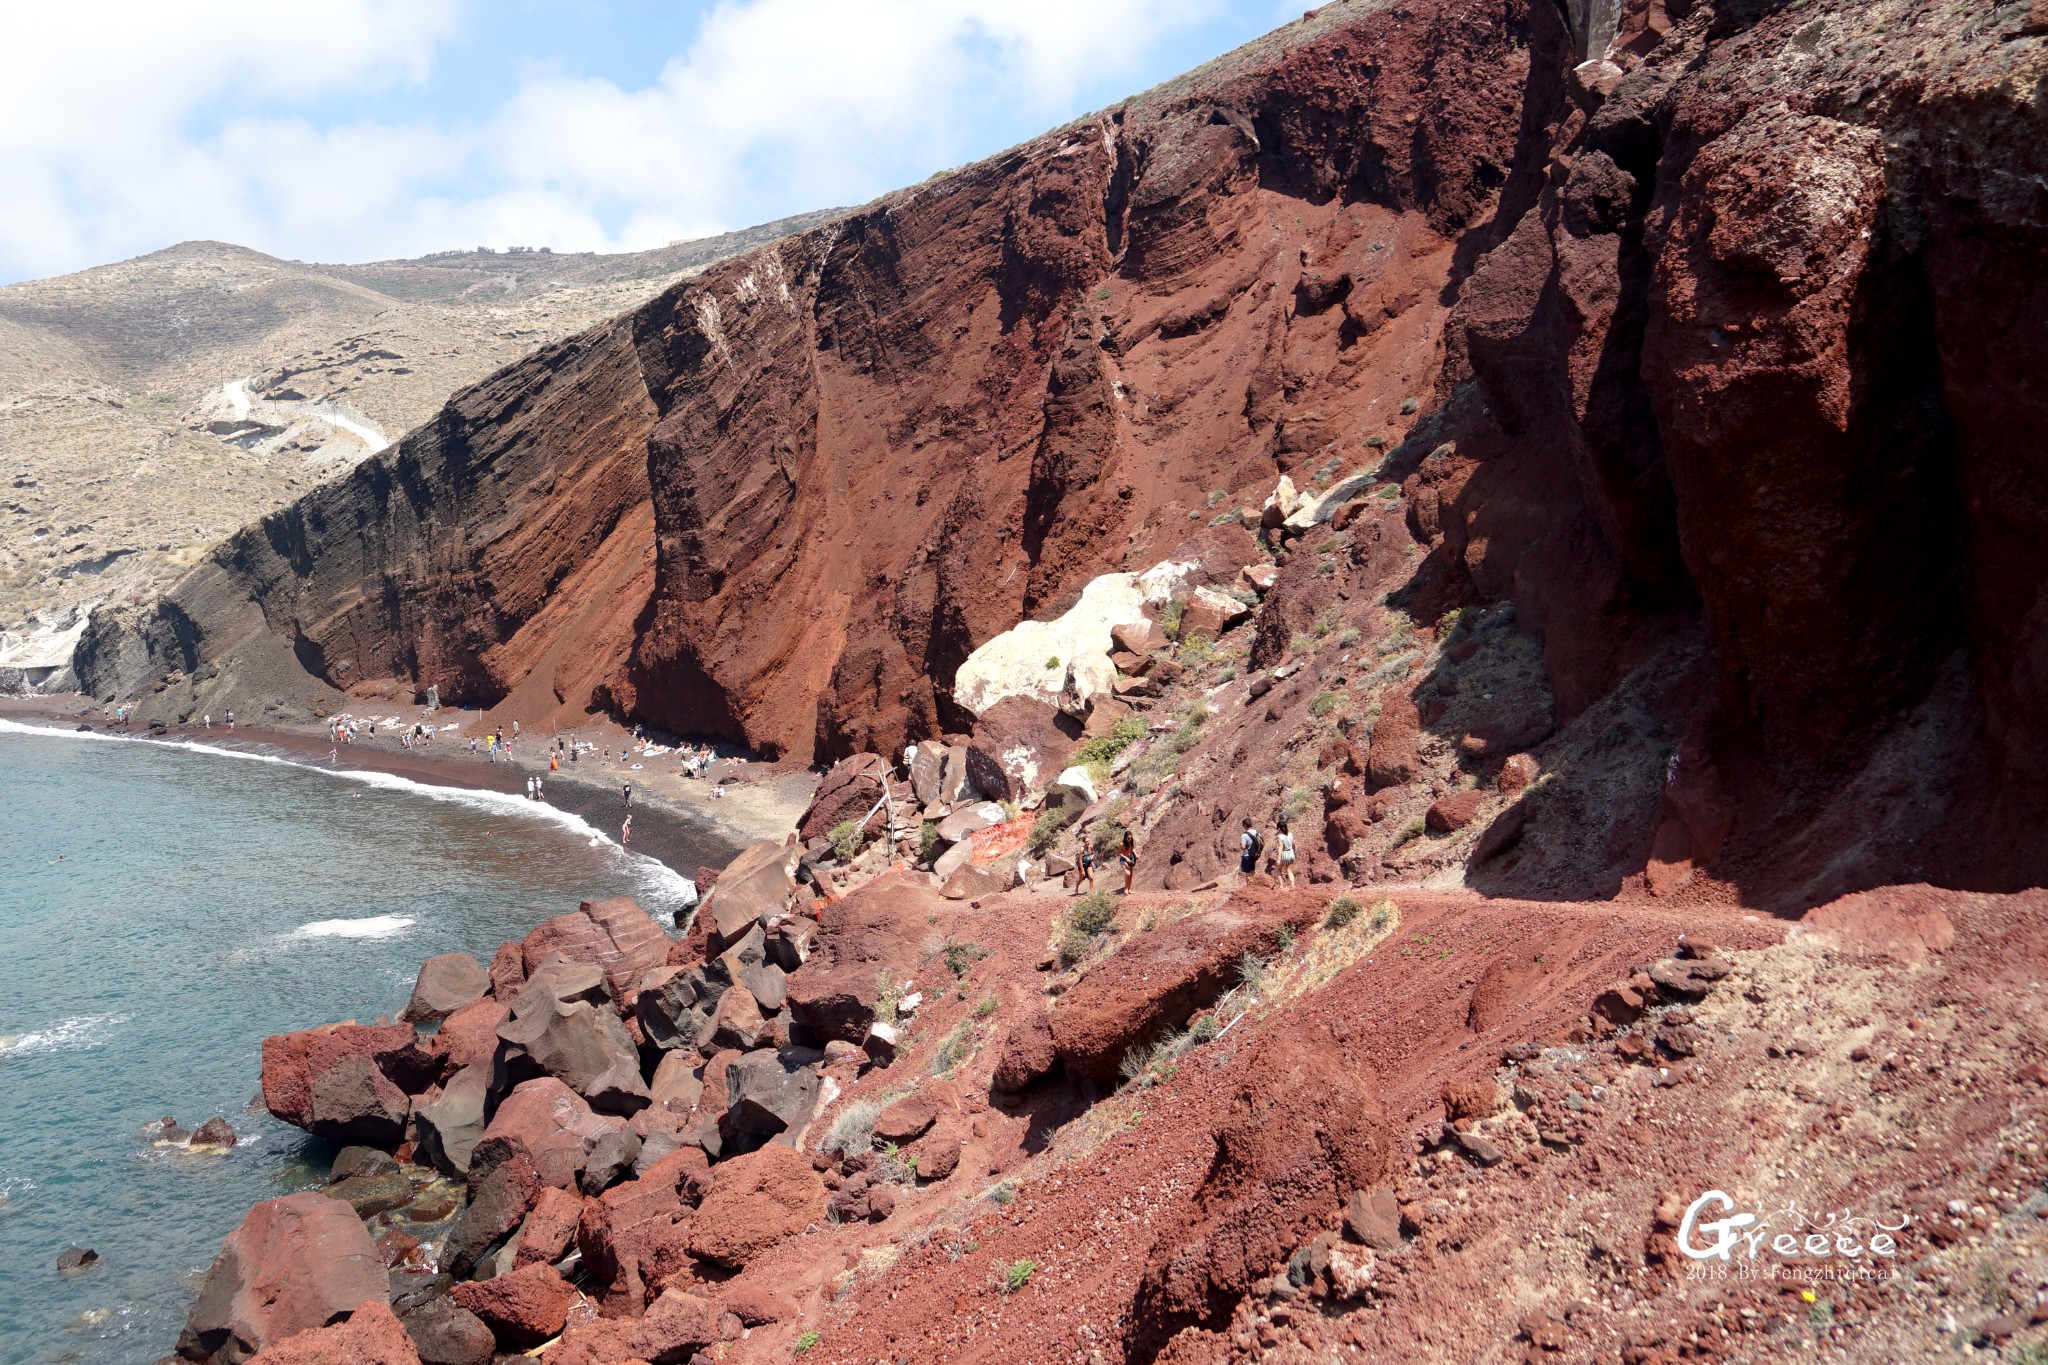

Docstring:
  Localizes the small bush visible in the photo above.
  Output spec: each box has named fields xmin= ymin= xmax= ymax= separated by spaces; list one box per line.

xmin=1275 ymin=923 xmax=1296 ymax=953
xmin=1388 ymin=817 xmax=1426 ymax=851
xmin=1159 ymin=596 xmax=1186 ymax=640
xmin=1004 ymin=1259 xmax=1038 ymax=1293
xmin=1206 ymin=489 xmax=1228 ymax=507
xmin=934 ymin=1020 xmax=975 ymax=1075
xmin=975 ymin=993 xmax=999 ymax=1018
xmin=1027 ymin=807 xmax=1070 ymax=855
xmin=1058 ymin=926 xmax=1094 ymax=967
xmin=919 ymin=820 xmax=940 ymax=864
xmin=1119 ymin=1043 xmax=1157 ymax=1084
xmin=1372 ymin=898 xmax=1394 ymax=931
xmin=821 ymin=1100 xmax=882 ymax=1156
xmin=1076 ymin=715 xmax=1148 ymax=768
xmin=1326 ymin=895 xmax=1362 ymax=928
xmin=1400 ymin=396 xmax=1420 ymax=415
xmin=828 ymin=819 xmax=863 ymax=862
xmin=986 ymin=1181 xmax=1016 ymax=1205
xmin=1044 ymin=655 xmax=1061 ymax=670
xmin=874 ymin=974 xmax=905 ymax=1024
xmin=1070 ymin=890 xmax=1117 ymax=936
xmin=1310 ymin=690 xmax=1340 ymax=718
xmin=1365 ymin=434 xmax=1387 ymax=449
xmin=1238 ymin=952 xmax=1271 ymax=995
xmin=943 ymin=939 xmax=987 ymax=977
xmin=1093 ymin=285 xmax=1113 ymax=300
xmin=1190 ymin=1013 xmax=1220 ymax=1042
xmin=1337 ymin=626 xmax=1360 ymax=648
xmin=795 ymin=1330 xmax=822 ymax=1354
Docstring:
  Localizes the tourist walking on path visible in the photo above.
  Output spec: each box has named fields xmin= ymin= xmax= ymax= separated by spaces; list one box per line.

xmin=1276 ymin=818 xmax=1297 ymax=888
xmin=1118 ymin=830 xmax=1138 ymax=895
xmin=1238 ymin=817 xmax=1263 ymax=880
xmin=1074 ymin=844 xmax=1096 ymax=894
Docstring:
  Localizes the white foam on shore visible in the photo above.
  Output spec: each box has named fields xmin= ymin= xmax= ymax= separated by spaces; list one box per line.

xmin=0 ymin=719 xmax=699 ymax=908
xmin=288 ymin=915 xmax=415 ymax=939
xmin=0 ymin=1013 xmax=129 ymax=1058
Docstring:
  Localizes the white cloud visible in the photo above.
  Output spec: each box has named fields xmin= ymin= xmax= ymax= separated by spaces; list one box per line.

xmin=0 ymin=0 xmax=1239 ymax=281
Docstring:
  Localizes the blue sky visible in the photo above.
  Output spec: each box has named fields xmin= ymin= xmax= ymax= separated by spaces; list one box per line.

xmin=0 ymin=0 xmax=1303 ymax=284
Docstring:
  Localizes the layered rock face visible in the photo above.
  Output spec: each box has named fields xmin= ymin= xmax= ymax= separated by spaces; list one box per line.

xmin=87 ymin=0 xmax=2048 ymax=894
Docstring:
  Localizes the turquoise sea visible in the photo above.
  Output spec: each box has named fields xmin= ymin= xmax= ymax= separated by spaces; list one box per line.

xmin=0 ymin=720 xmax=695 ymax=1365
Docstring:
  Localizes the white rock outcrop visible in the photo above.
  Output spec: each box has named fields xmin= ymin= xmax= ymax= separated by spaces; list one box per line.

xmin=952 ymin=558 xmax=1202 ymax=718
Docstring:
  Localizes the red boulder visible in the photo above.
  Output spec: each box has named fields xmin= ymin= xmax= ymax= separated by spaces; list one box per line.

xmin=177 ymin=1192 xmax=387 ymax=1364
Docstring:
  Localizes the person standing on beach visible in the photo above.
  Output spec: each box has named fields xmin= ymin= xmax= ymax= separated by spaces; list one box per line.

xmin=203 ymin=715 xmax=210 ymax=730
xmin=622 ymin=813 xmax=633 ymax=846
xmin=225 ymin=710 xmax=234 ymax=731
xmin=623 ymin=781 xmax=633 ymax=808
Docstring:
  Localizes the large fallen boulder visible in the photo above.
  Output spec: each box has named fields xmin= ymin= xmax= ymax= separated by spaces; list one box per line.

xmin=1366 ymin=690 xmax=1421 ymax=789
xmin=429 ymin=998 xmax=509 ymax=1075
xmin=410 ymin=1062 xmax=491 ymax=1177
xmin=395 ymin=1297 xmax=493 ymax=1365
xmin=473 ymin=1077 xmax=627 ymax=1191
xmin=687 ymin=1143 xmax=827 ymax=1269
xmin=243 ymin=1301 xmax=420 ymax=1365
xmin=449 ymin=1262 xmax=571 ymax=1348
xmin=401 ymin=953 xmax=490 ymax=1024
xmin=964 ymin=696 xmax=1078 ymax=806
xmin=694 ymin=840 xmax=798 ymax=951
xmin=260 ymin=1023 xmax=432 ymax=1147
xmin=720 ymin=1047 xmax=824 ymax=1151
xmin=441 ymin=1145 xmax=543 ymax=1278
xmin=519 ymin=897 xmax=671 ymax=1005
xmin=784 ymin=876 xmax=940 ymax=1043
xmin=575 ymin=1149 xmax=708 ymax=1313
xmin=177 ymin=1192 xmax=387 ymax=1364
xmin=634 ymin=960 xmax=730 ymax=1052
xmin=796 ymin=753 xmax=888 ymax=845
xmin=1050 ymin=904 xmax=1311 ymax=1083
xmin=1128 ymin=1019 xmax=1395 ymax=1353
xmin=497 ymin=959 xmax=651 ymax=1114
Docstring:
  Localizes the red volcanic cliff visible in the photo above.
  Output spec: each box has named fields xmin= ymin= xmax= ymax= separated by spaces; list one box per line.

xmin=86 ymin=0 xmax=2048 ymax=897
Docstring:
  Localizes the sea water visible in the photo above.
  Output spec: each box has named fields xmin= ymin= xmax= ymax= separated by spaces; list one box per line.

xmin=0 ymin=720 xmax=697 ymax=1365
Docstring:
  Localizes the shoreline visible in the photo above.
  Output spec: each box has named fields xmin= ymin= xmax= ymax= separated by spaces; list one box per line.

xmin=0 ymin=696 xmax=811 ymax=893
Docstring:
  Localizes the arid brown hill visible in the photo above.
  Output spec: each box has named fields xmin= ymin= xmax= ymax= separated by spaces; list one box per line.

xmin=84 ymin=0 xmax=2048 ymax=897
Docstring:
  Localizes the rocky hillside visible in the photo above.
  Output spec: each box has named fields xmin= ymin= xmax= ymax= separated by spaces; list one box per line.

xmin=0 ymin=211 xmax=837 ymax=651
xmin=85 ymin=0 xmax=2048 ymax=904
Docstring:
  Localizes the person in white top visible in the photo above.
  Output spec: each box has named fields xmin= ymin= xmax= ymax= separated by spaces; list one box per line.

xmin=1275 ymin=817 xmax=1297 ymax=888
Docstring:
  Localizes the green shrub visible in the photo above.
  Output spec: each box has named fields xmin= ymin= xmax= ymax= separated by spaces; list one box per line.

xmin=1004 ymin=1259 xmax=1038 ymax=1293
xmin=987 ymin=1181 xmax=1015 ymax=1205
xmin=1400 ymin=396 xmax=1420 ymax=414
xmin=828 ymin=819 xmax=863 ymax=862
xmin=874 ymin=974 xmax=905 ymax=1024
xmin=1275 ymin=924 xmax=1296 ymax=953
xmin=975 ymin=993 xmax=999 ymax=1018
xmin=1170 ymin=703 xmax=1209 ymax=753
xmin=1326 ymin=895 xmax=1362 ymax=928
xmin=943 ymin=939 xmax=987 ymax=977
xmin=795 ymin=1330 xmax=822 ymax=1354
xmin=1058 ymin=926 xmax=1094 ymax=967
xmin=1238 ymin=952 xmax=1271 ymax=995
xmin=934 ymin=1020 xmax=975 ymax=1075
xmin=1093 ymin=285 xmax=1113 ymax=300
xmin=1159 ymin=596 xmax=1186 ymax=639
xmin=1371 ymin=898 xmax=1394 ymax=931
xmin=1365 ymin=434 xmax=1387 ymax=449
xmin=1337 ymin=627 xmax=1360 ymax=648
xmin=1388 ymin=817 xmax=1426 ymax=851
xmin=1026 ymin=807 xmax=1070 ymax=855
xmin=919 ymin=820 xmax=940 ymax=863
xmin=1180 ymin=634 xmax=1215 ymax=668
xmin=1076 ymin=715 xmax=1147 ymax=765
xmin=1070 ymin=891 xmax=1117 ymax=936
xmin=1310 ymin=690 xmax=1340 ymax=718
xmin=1044 ymin=655 xmax=1061 ymax=670
xmin=1190 ymin=1013 xmax=1220 ymax=1042
xmin=1206 ymin=489 xmax=1228 ymax=507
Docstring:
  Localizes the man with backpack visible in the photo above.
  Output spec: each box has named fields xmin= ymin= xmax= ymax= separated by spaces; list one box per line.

xmin=1239 ymin=817 xmax=1264 ymax=880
